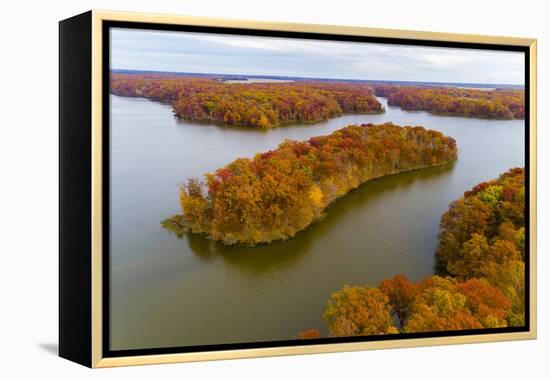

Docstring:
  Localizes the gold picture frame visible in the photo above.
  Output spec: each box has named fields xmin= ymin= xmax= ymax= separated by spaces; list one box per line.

xmin=59 ymin=9 xmax=537 ymax=368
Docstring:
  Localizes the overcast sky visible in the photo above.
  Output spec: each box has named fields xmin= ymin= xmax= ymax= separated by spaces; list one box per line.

xmin=110 ymin=28 xmax=524 ymax=85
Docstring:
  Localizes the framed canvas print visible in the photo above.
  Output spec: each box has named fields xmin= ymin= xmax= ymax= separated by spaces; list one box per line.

xmin=59 ymin=10 xmax=537 ymax=368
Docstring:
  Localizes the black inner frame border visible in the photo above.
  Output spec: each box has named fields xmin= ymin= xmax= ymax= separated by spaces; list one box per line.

xmin=101 ymin=20 xmax=531 ymax=358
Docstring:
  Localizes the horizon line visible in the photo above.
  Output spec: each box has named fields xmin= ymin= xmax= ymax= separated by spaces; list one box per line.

xmin=111 ymin=68 xmax=525 ymax=88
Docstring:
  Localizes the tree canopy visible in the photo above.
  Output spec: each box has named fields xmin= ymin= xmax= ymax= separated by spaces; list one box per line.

xmin=322 ymin=168 xmax=525 ymax=336
xmin=111 ymin=73 xmax=384 ymax=128
xmin=372 ymin=84 xmax=524 ymax=119
xmin=324 ymin=286 xmax=398 ymax=336
xmin=436 ymin=167 xmax=526 ymax=325
xmin=325 ymin=274 xmax=514 ymax=335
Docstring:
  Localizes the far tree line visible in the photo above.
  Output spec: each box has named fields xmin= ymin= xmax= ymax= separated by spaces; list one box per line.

xmin=372 ymin=84 xmax=524 ymax=119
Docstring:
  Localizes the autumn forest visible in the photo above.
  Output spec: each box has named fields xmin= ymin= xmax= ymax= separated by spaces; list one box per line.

xmin=111 ymin=73 xmax=384 ymax=128
xmin=110 ymin=70 xmax=526 ymax=342
xmin=318 ymin=168 xmax=526 ymax=337
xmin=372 ymin=84 xmax=524 ymax=119
xmin=111 ymin=73 xmax=525 ymax=127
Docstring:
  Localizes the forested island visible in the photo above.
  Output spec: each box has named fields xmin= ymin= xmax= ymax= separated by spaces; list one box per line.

xmin=301 ymin=168 xmax=525 ymax=338
xmin=110 ymin=73 xmax=384 ymax=128
xmin=372 ymin=84 xmax=524 ymax=119
xmin=162 ymin=123 xmax=457 ymax=245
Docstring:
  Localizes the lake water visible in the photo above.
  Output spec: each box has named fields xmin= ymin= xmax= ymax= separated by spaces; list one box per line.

xmin=109 ymin=94 xmax=524 ymax=350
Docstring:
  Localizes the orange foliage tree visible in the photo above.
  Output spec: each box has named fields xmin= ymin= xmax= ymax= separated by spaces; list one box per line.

xmin=379 ymin=275 xmax=420 ymax=328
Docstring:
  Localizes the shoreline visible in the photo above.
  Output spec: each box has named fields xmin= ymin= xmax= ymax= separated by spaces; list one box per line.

xmin=162 ymin=124 xmax=458 ymax=246
xmin=110 ymin=92 xmax=386 ymax=129
xmin=162 ymin=160 xmax=457 ymax=248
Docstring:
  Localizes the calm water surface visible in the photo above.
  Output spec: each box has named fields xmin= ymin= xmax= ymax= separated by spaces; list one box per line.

xmin=109 ymin=95 xmax=524 ymax=350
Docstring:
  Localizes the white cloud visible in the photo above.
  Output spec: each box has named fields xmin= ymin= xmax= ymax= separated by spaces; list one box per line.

xmin=110 ymin=28 xmax=524 ymax=85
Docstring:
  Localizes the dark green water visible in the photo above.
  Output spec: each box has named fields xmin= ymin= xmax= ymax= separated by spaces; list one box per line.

xmin=109 ymin=94 xmax=524 ymax=350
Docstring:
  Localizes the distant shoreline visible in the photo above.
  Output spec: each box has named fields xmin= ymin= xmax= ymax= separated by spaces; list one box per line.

xmin=110 ymin=68 xmax=524 ymax=91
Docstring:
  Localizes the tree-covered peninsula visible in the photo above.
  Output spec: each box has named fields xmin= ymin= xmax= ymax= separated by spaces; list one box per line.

xmin=316 ymin=168 xmax=525 ymax=337
xmin=110 ymin=73 xmax=384 ymax=128
xmin=162 ymin=123 xmax=458 ymax=245
xmin=436 ymin=167 xmax=526 ymax=325
xmin=372 ymin=84 xmax=524 ymax=119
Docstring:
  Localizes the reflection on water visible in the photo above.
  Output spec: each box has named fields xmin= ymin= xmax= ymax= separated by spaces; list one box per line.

xmin=109 ymin=95 xmax=524 ymax=350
